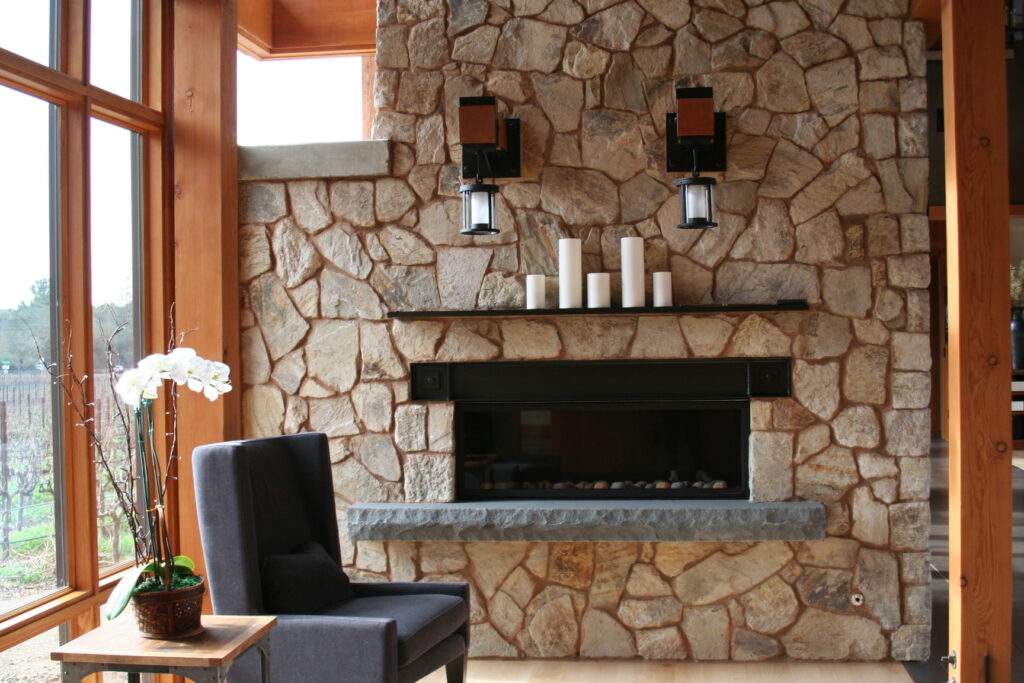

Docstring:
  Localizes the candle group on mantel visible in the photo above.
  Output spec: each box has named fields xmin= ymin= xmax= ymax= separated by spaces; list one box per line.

xmin=524 ymin=237 xmax=673 ymax=310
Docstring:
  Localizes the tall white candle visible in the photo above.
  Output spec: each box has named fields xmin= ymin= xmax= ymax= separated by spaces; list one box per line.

xmin=526 ymin=274 xmax=546 ymax=309
xmin=558 ymin=238 xmax=583 ymax=309
xmin=621 ymin=236 xmax=645 ymax=308
xmin=653 ymin=271 xmax=673 ymax=307
xmin=587 ymin=273 xmax=611 ymax=308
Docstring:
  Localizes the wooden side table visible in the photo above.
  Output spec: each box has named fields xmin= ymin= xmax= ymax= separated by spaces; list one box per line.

xmin=51 ymin=615 xmax=276 ymax=683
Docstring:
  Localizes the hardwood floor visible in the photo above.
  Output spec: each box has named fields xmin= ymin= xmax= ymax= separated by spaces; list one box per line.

xmin=421 ymin=661 xmax=913 ymax=682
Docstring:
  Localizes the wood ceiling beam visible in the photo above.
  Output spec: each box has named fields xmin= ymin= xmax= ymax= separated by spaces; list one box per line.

xmin=911 ymin=0 xmax=943 ymax=48
xmin=238 ymin=0 xmax=375 ymax=59
xmin=942 ymin=0 xmax=1014 ymax=680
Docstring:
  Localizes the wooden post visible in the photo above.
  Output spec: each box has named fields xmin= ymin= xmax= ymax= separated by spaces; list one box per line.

xmin=171 ymin=0 xmax=241 ymax=587
xmin=941 ymin=0 xmax=1013 ymax=680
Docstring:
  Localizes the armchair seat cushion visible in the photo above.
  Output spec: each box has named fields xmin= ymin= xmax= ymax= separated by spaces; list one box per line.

xmin=319 ymin=594 xmax=468 ymax=667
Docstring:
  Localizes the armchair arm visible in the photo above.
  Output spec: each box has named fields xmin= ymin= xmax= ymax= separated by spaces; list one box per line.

xmin=351 ymin=581 xmax=470 ymax=601
xmin=261 ymin=615 xmax=399 ymax=683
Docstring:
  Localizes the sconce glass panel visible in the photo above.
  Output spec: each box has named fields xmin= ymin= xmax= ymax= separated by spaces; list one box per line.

xmin=460 ymin=182 xmax=499 ymax=235
xmin=676 ymin=176 xmax=717 ymax=230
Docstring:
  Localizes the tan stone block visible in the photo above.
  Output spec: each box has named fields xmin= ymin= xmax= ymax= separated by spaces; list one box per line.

xmin=796 ymin=424 xmax=831 ymax=464
xmin=855 ymin=547 xmax=901 ymax=629
xmin=749 ymin=431 xmax=794 ymax=501
xmin=524 ymin=591 xmax=579 ymax=658
xmin=672 ymin=544 xmax=793 ymax=606
xmin=682 ymin=604 xmax=730 ymax=660
xmin=636 ymin=626 xmax=687 ymax=660
xmin=795 ymin=537 xmax=861 ymax=568
xmin=851 ymin=486 xmax=889 ymax=546
xmin=653 ymin=543 xmax=720 ymax=578
xmin=589 ymin=542 xmax=639 ymax=607
xmin=844 ymin=345 xmax=889 ymax=405
xmin=466 ymin=542 xmax=529 ymax=598
xmin=832 ymin=405 xmax=881 ymax=448
xmin=796 ymin=446 xmax=859 ymax=501
xmin=899 ymin=457 xmax=930 ymax=501
xmin=738 ymin=576 xmax=799 ymax=634
xmin=781 ymin=608 xmax=886 ymax=659
xmin=631 ymin=316 xmax=687 ymax=359
xmin=420 ymin=542 xmax=468 ymax=574
xmin=470 ymin=622 xmax=518 ymax=657
xmin=580 ymin=609 xmax=636 ymax=658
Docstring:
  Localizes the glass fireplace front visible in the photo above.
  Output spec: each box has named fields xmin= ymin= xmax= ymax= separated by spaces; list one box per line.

xmin=455 ymin=400 xmax=749 ymax=500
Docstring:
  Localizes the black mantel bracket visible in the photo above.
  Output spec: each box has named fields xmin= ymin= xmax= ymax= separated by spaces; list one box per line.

xmin=409 ymin=358 xmax=792 ymax=403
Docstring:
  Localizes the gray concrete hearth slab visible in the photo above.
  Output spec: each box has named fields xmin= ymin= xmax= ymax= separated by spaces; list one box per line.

xmin=239 ymin=140 xmax=390 ymax=180
xmin=346 ymin=500 xmax=826 ymax=542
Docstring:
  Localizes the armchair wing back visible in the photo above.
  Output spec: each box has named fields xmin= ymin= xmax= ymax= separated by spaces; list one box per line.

xmin=193 ymin=432 xmax=339 ymax=616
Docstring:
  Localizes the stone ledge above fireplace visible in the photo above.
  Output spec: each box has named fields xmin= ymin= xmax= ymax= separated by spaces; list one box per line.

xmin=347 ymin=500 xmax=826 ymax=543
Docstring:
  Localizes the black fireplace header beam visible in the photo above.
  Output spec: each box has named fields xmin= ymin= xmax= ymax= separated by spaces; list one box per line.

xmin=409 ymin=358 xmax=791 ymax=403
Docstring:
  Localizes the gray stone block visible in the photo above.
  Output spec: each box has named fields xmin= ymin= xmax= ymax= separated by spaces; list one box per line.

xmin=239 ymin=141 xmax=390 ymax=181
xmin=346 ymin=500 xmax=826 ymax=542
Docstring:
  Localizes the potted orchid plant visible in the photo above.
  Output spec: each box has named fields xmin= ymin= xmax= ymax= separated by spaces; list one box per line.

xmin=46 ymin=334 xmax=231 ymax=638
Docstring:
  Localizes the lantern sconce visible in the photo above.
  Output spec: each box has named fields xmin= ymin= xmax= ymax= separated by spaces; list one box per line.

xmin=459 ymin=96 xmax=521 ymax=235
xmin=666 ymin=86 xmax=727 ymax=229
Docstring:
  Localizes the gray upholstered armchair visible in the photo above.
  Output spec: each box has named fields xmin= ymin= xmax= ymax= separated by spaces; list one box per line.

xmin=193 ymin=432 xmax=469 ymax=683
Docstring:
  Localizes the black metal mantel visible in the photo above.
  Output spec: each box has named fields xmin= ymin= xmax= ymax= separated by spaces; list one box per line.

xmin=408 ymin=358 xmax=792 ymax=403
xmin=388 ymin=299 xmax=809 ymax=320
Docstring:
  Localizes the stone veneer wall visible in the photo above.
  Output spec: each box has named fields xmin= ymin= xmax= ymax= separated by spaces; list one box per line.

xmin=237 ymin=0 xmax=933 ymax=662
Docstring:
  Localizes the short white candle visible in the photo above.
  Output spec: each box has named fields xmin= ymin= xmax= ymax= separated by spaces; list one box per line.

xmin=558 ymin=238 xmax=583 ymax=309
xmin=653 ymin=271 xmax=673 ymax=307
xmin=587 ymin=273 xmax=611 ymax=308
xmin=526 ymin=274 xmax=546 ymax=309
xmin=620 ymin=236 xmax=645 ymax=308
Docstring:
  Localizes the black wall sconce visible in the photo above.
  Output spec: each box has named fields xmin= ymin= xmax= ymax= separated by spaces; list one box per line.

xmin=459 ymin=96 xmax=521 ymax=235
xmin=666 ymin=86 xmax=726 ymax=229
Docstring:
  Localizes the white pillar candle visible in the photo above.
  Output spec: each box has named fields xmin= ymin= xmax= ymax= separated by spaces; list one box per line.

xmin=558 ymin=238 xmax=583 ymax=309
xmin=620 ymin=236 xmax=645 ymax=308
xmin=653 ymin=271 xmax=673 ymax=307
xmin=587 ymin=273 xmax=611 ymax=308
xmin=526 ymin=274 xmax=546 ymax=309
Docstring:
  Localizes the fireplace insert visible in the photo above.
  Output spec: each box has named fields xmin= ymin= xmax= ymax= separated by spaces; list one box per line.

xmin=409 ymin=358 xmax=791 ymax=501
xmin=456 ymin=400 xmax=749 ymax=500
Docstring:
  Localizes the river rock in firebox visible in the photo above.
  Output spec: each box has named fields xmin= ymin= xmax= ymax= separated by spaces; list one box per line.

xmin=655 ymin=481 xmax=670 ymax=489
xmin=539 ymin=481 xmax=552 ymax=489
xmin=692 ymin=481 xmax=704 ymax=488
xmin=712 ymin=480 xmax=728 ymax=489
xmin=670 ymin=482 xmax=683 ymax=489
xmin=553 ymin=482 xmax=568 ymax=489
xmin=610 ymin=481 xmax=624 ymax=489
xmin=594 ymin=481 xmax=609 ymax=489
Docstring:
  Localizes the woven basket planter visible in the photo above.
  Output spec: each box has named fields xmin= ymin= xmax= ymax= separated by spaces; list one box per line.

xmin=132 ymin=577 xmax=205 ymax=639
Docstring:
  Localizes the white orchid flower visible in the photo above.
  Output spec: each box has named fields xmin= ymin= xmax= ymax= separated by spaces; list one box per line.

xmin=115 ymin=368 xmax=151 ymax=407
xmin=117 ymin=346 xmax=231 ymax=408
xmin=184 ymin=357 xmax=213 ymax=394
xmin=163 ymin=348 xmax=197 ymax=385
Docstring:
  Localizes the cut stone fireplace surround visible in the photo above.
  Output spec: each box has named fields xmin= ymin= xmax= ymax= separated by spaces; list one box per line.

xmin=237 ymin=0 xmax=933 ymax=664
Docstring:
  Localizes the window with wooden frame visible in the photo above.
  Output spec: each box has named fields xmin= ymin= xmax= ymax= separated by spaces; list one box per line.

xmin=0 ymin=0 xmax=169 ymax=655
